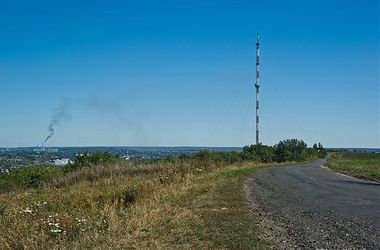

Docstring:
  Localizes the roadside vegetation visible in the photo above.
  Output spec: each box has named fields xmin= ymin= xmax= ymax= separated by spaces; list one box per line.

xmin=327 ymin=152 xmax=380 ymax=182
xmin=0 ymin=139 xmax=325 ymax=248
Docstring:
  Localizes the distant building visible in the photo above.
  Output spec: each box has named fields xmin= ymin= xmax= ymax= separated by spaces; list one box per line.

xmin=53 ymin=158 xmax=71 ymax=166
xmin=33 ymin=148 xmax=45 ymax=153
xmin=47 ymin=148 xmax=58 ymax=153
xmin=33 ymin=148 xmax=58 ymax=153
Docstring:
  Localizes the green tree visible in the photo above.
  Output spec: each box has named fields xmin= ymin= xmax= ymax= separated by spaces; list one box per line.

xmin=274 ymin=139 xmax=308 ymax=162
xmin=242 ymin=144 xmax=274 ymax=162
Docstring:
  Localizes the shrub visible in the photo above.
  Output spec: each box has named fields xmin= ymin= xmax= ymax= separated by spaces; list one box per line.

xmin=64 ymin=152 xmax=122 ymax=172
xmin=0 ymin=203 xmax=5 ymax=215
xmin=0 ymin=166 xmax=64 ymax=192
xmin=242 ymin=144 xmax=274 ymax=162
xmin=112 ymin=189 xmax=137 ymax=209
xmin=194 ymin=151 xmax=242 ymax=165
xmin=273 ymin=139 xmax=308 ymax=162
xmin=221 ymin=151 xmax=242 ymax=164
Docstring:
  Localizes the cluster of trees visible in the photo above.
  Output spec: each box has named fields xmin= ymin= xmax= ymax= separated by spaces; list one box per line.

xmin=243 ymin=139 xmax=326 ymax=162
xmin=192 ymin=139 xmax=327 ymax=164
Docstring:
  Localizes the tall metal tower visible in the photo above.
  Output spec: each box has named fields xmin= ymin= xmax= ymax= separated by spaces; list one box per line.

xmin=255 ymin=33 xmax=260 ymax=145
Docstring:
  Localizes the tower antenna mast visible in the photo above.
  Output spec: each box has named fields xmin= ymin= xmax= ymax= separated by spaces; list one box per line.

xmin=255 ymin=33 xmax=260 ymax=145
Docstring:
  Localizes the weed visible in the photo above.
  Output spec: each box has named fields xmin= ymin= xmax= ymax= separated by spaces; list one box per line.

xmin=0 ymin=203 xmax=5 ymax=215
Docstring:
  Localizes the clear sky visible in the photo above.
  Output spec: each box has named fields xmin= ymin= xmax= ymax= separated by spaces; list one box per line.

xmin=0 ymin=0 xmax=379 ymax=148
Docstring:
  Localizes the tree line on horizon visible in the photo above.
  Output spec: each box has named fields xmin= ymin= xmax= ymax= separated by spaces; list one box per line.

xmin=192 ymin=138 xmax=326 ymax=164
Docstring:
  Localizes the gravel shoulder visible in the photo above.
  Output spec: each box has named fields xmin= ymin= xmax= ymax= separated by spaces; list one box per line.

xmin=248 ymin=159 xmax=380 ymax=249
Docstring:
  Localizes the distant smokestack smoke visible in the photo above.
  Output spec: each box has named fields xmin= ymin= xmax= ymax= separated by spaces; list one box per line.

xmin=44 ymin=124 xmax=54 ymax=143
xmin=42 ymin=96 xmax=148 ymax=145
xmin=44 ymin=99 xmax=72 ymax=144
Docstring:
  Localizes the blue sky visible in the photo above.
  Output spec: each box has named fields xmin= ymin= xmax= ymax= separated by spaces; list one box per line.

xmin=0 ymin=0 xmax=379 ymax=148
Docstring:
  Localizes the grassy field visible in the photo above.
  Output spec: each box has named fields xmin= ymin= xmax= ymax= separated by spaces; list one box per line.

xmin=327 ymin=152 xmax=380 ymax=182
xmin=0 ymin=159 xmax=275 ymax=249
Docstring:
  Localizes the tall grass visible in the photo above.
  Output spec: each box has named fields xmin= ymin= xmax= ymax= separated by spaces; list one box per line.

xmin=0 ymin=155 xmax=236 ymax=249
xmin=0 ymin=161 xmax=279 ymax=249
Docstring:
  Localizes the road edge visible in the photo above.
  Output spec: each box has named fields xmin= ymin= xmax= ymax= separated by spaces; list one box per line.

xmin=321 ymin=164 xmax=380 ymax=184
xmin=244 ymin=165 xmax=299 ymax=250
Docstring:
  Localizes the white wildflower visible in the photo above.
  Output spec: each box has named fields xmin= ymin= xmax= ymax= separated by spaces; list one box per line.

xmin=21 ymin=207 xmax=33 ymax=213
xmin=76 ymin=218 xmax=87 ymax=223
xmin=50 ymin=229 xmax=62 ymax=233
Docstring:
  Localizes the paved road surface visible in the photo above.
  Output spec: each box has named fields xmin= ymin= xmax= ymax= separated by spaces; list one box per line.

xmin=249 ymin=159 xmax=380 ymax=249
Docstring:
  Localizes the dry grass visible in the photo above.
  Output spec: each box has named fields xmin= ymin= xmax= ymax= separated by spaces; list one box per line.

xmin=0 ymin=159 xmax=273 ymax=249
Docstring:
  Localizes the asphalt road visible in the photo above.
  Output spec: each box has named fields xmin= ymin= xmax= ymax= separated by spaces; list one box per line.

xmin=249 ymin=159 xmax=380 ymax=249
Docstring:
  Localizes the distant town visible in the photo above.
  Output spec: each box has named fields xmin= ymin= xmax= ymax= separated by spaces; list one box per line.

xmin=0 ymin=146 xmax=242 ymax=173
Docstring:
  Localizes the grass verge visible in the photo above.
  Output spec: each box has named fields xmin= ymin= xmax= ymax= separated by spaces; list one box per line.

xmin=0 ymin=161 xmax=274 ymax=249
xmin=326 ymin=152 xmax=380 ymax=182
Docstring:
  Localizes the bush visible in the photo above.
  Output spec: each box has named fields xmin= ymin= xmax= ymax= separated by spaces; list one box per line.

xmin=273 ymin=139 xmax=308 ymax=162
xmin=242 ymin=144 xmax=274 ymax=162
xmin=0 ymin=166 xmax=64 ymax=192
xmin=194 ymin=151 xmax=242 ymax=165
xmin=0 ymin=203 xmax=5 ymax=215
xmin=221 ymin=151 xmax=243 ymax=164
xmin=64 ymin=152 xmax=122 ymax=172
